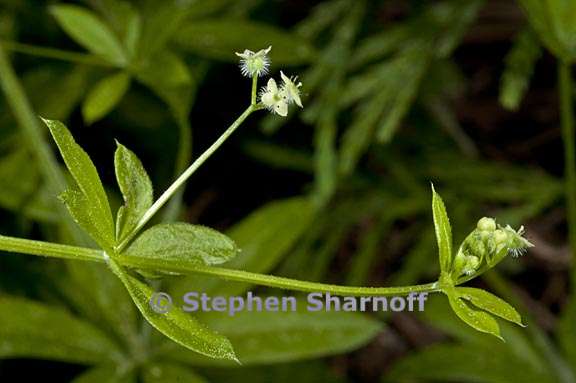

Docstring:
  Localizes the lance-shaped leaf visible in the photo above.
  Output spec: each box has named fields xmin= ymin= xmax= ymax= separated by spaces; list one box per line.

xmin=0 ymin=296 xmax=122 ymax=364
xmin=445 ymin=289 xmax=502 ymax=339
xmin=387 ymin=343 xmax=553 ymax=383
xmin=164 ymin=298 xmax=382 ymax=366
xmin=431 ymin=185 xmax=452 ymax=274
xmin=499 ymin=28 xmax=542 ymax=111
xmin=125 ymin=223 xmax=238 ymax=268
xmin=107 ymin=258 xmax=237 ymax=361
xmin=456 ymin=287 xmax=524 ymax=327
xmin=50 ymin=5 xmax=127 ymax=65
xmin=59 ymin=188 xmax=113 ymax=249
xmin=44 ymin=119 xmax=115 ymax=248
xmin=114 ymin=142 xmax=153 ymax=242
xmin=82 ymin=72 xmax=131 ymax=124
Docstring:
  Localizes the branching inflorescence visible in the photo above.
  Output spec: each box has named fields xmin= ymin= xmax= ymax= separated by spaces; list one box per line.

xmin=0 ymin=46 xmax=533 ymax=361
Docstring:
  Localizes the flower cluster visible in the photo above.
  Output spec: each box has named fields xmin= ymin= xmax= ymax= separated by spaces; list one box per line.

xmin=236 ymin=46 xmax=302 ymax=117
xmin=452 ymin=217 xmax=533 ymax=277
xmin=259 ymin=72 xmax=302 ymax=117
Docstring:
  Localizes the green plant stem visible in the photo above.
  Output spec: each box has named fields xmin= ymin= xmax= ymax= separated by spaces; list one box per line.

xmin=251 ymin=75 xmax=258 ymax=105
xmin=559 ymin=61 xmax=576 ymax=276
xmin=117 ymin=104 xmax=258 ymax=252
xmin=121 ymin=255 xmax=440 ymax=296
xmin=1 ymin=40 xmax=112 ymax=67
xmin=0 ymin=235 xmax=439 ymax=296
xmin=0 ymin=235 xmax=102 ymax=262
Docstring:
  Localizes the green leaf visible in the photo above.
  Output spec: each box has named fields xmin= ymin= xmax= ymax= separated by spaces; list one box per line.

xmin=431 ymin=185 xmax=452 ymax=274
xmin=136 ymin=51 xmax=191 ymax=88
xmin=226 ymin=197 xmax=315 ymax=276
xmin=0 ymin=146 xmax=56 ymax=222
xmin=170 ymin=197 xmax=315 ymax=296
xmin=173 ymin=20 xmax=315 ymax=65
xmin=0 ymin=296 xmax=122 ymax=364
xmin=61 ymin=262 xmax=139 ymax=354
xmin=82 ymin=72 xmax=131 ymax=124
xmin=44 ymin=119 xmax=115 ymax=248
xmin=114 ymin=142 xmax=153 ymax=242
xmin=111 ymin=3 xmax=141 ymax=60
xmin=59 ymin=188 xmax=114 ymax=249
xmin=456 ymin=287 xmax=524 ymax=327
xmin=125 ymin=223 xmax=238 ymax=268
xmin=387 ymin=343 xmax=553 ymax=383
xmin=421 ymin=295 xmax=550 ymax=374
xmin=499 ymin=28 xmax=542 ymax=111
xmin=143 ymin=362 xmax=207 ymax=383
xmin=138 ymin=1 xmax=191 ymax=59
xmin=50 ymin=5 xmax=126 ymax=65
xmin=135 ymin=50 xmax=197 ymax=121
xmin=25 ymin=66 xmax=89 ymax=121
xmin=166 ymin=299 xmax=382 ymax=366
xmin=375 ymin=48 xmax=429 ymax=142
xmin=446 ymin=289 xmax=502 ymax=339
xmin=72 ymin=366 xmax=135 ymax=383
xmin=107 ymin=259 xmax=237 ymax=361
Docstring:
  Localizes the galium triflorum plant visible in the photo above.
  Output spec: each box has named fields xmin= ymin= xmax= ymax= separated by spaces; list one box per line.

xmin=0 ymin=47 xmax=533 ymax=361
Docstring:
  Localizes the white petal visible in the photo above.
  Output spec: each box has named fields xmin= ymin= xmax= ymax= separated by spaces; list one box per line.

xmin=274 ymin=101 xmax=288 ymax=117
xmin=261 ymin=91 xmax=275 ymax=107
xmin=266 ymin=78 xmax=278 ymax=93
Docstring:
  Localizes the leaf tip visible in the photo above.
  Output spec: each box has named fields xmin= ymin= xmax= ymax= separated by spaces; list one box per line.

xmin=430 ymin=181 xmax=436 ymax=192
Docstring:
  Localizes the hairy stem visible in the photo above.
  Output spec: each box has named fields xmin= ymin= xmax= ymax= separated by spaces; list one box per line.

xmin=0 ymin=235 xmax=439 ymax=296
xmin=559 ymin=61 xmax=576 ymax=277
xmin=117 ymin=104 xmax=257 ymax=251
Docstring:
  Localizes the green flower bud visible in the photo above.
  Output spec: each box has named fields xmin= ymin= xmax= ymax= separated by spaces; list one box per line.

xmin=451 ymin=218 xmax=533 ymax=278
xmin=493 ymin=229 xmax=508 ymax=245
xmin=462 ymin=255 xmax=480 ymax=275
xmin=477 ymin=217 xmax=496 ymax=232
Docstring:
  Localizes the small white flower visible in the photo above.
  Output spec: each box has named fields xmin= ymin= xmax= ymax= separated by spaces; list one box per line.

xmin=259 ymin=78 xmax=288 ymax=117
xmin=235 ymin=46 xmax=272 ymax=78
xmin=280 ymin=71 xmax=303 ymax=107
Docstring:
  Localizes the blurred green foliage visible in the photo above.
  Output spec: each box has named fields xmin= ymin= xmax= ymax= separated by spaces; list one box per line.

xmin=0 ymin=0 xmax=574 ymax=382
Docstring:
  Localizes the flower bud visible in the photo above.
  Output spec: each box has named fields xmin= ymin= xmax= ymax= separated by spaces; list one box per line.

xmin=493 ymin=229 xmax=508 ymax=245
xmin=462 ymin=255 xmax=480 ymax=275
xmin=451 ymin=217 xmax=533 ymax=278
xmin=477 ymin=217 xmax=496 ymax=232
